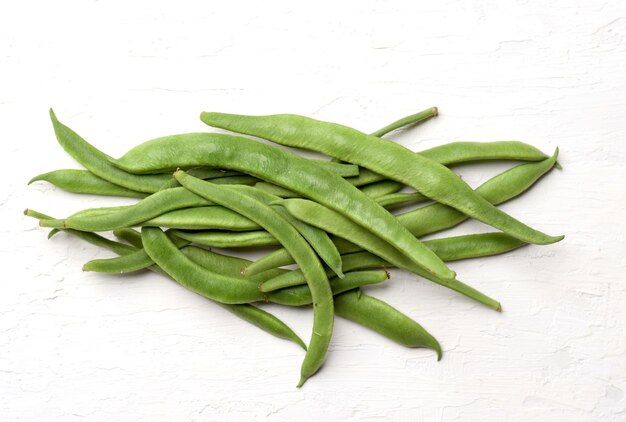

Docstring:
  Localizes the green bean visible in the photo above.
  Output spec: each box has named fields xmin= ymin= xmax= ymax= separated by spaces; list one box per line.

xmin=25 ymin=209 xmax=135 ymax=255
xmin=113 ymin=228 xmax=144 ymax=248
xmin=275 ymin=198 xmax=499 ymax=310
xmin=334 ymin=290 xmax=441 ymax=359
xmin=270 ymin=270 xmax=388 ymax=307
xmin=259 ymin=231 xmax=524 ymax=306
xmin=397 ymin=150 xmax=560 ymax=237
xmin=114 ymin=133 xmax=456 ymax=282
xmin=345 ymin=139 xmax=552 ymax=187
xmin=46 ymin=187 xmax=211 ymax=231
xmin=142 ymin=226 xmax=265 ymax=303
xmin=245 ymin=248 xmax=294 ymax=276
xmin=223 ymin=303 xmax=306 ymax=350
xmin=83 ymin=231 xmax=190 ymax=273
xmin=201 ymin=112 xmax=562 ymax=245
xmin=419 ymin=141 xmax=549 ymax=166
xmin=173 ymin=171 xmax=334 ymax=387
xmin=29 ymin=169 xmax=147 ymax=198
xmin=359 ymin=180 xmax=404 ymax=198
xmin=50 ymin=110 xmax=173 ymax=193
xmin=172 ymin=230 xmax=279 ymax=248
xmin=425 ymin=233 xmax=525 ymax=261
xmin=375 ymin=192 xmax=428 ymax=208
xmin=141 ymin=206 xmax=259 ymax=231
xmin=371 ymin=107 xmax=439 ymax=138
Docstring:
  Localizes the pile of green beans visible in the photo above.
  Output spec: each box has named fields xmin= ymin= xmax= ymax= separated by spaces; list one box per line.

xmin=27 ymin=106 xmax=562 ymax=387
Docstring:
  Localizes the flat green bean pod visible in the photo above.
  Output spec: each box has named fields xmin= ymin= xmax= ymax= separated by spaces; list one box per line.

xmin=29 ymin=169 xmax=147 ymax=198
xmin=173 ymin=171 xmax=334 ymax=387
xmin=201 ymin=112 xmax=562 ymax=246
xmin=83 ymin=232 xmax=190 ymax=273
xmin=275 ymin=198 xmax=499 ymax=310
xmin=371 ymin=107 xmax=439 ymax=138
xmin=172 ymin=229 xmax=279 ymax=248
xmin=398 ymin=150 xmax=560 ymax=237
xmin=142 ymin=226 xmax=265 ymax=304
xmin=334 ymin=290 xmax=441 ymax=359
xmin=50 ymin=110 xmax=173 ymax=193
xmin=419 ymin=141 xmax=549 ymax=166
xmin=359 ymin=180 xmax=404 ymax=198
xmin=271 ymin=270 xmax=388 ymax=306
xmin=52 ymin=187 xmax=212 ymax=231
xmin=141 ymin=206 xmax=259 ymax=231
xmin=113 ymin=132 xmax=456 ymax=282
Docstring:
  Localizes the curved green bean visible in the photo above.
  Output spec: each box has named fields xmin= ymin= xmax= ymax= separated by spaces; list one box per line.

xmin=359 ymin=180 xmax=404 ymax=198
xmin=142 ymin=226 xmax=265 ymax=303
xmin=334 ymin=290 xmax=441 ymax=359
xmin=371 ymin=107 xmax=439 ymax=138
xmin=201 ymin=112 xmax=562 ymax=245
xmin=275 ymin=198 xmax=499 ymax=310
xmin=398 ymin=150 xmax=560 ymax=237
xmin=113 ymin=133 xmax=456 ymax=282
xmin=29 ymin=169 xmax=147 ymax=198
xmin=172 ymin=230 xmax=279 ymax=248
xmin=50 ymin=110 xmax=172 ymax=193
xmin=270 ymin=270 xmax=388 ymax=307
xmin=83 ymin=232 xmax=190 ymax=273
xmin=223 ymin=304 xmax=306 ymax=350
xmin=49 ymin=187 xmax=211 ymax=231
xmin=173 ymin=171 xmax=334 ymax=387
xmin=142 ymin=206 xmax=259 ymax=231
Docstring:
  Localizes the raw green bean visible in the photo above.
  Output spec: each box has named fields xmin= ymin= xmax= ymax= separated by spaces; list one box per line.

xmin=275 ymin=198 xmax=499 ymax=310
xmin=223 ymin=304 xmax=306 ymax=350
xmin=371 ymin=107 xmax=439 ymax=138
xmin=397 ymin=150 xmax=560 ymax=237
xmin=113 ymin=228 xmax=144 ymax=248
xmin=50 ymin=110 xmax=173 ymax=193
xmin=304 ymin=160 xmax=360 ymax=177
xmin=359 ymin=180 xmax=404 ymax=198
xmin=25 ymin=209 xmax=135 ymax=255
xmin=29 ymin=169 xmax=147 ymax=198
xmin=172 ymin=230 xmax=279 ymax=248
xmin=419 ymin=141 xmax=549 ymax=166
xmin=425 ymin=232 xmax=526 ymax=261
xmin=245 ymin=248 xmax=294 ymax=276
xmin=141 ymin=206 xmax=259 ymax=231
xmin=173 ymin=171 xmax=334 ymax=387
xmin=142 ymin=226 xmax=265 ymax=303
xmin=376 ymin=192 xmax=428 ymax=208
xmin=48 ymin=187 xmax=211 ymax=231
xmin=334 ymin=290 xmax=441 ymax=359
xmin=259 ymin=231 xmax=524 ymax=306
xmin=201 ymin=112 xmax=562 ymax=245
xmin=83 ymin=232 xmax=190 ymax=273
xmin=114 ymin=132 xmax=456 ymax=282
xmin=270 ymin=270 xmax=388 ymax=307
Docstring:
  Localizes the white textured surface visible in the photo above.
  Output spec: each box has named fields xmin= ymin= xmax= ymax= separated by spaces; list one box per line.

xmin=1 ymin=1 xmax=625 ymax=420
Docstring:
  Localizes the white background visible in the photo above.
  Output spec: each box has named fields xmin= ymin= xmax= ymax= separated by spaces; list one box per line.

xmin=1 ymin=1 xmax=625 ymax=420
